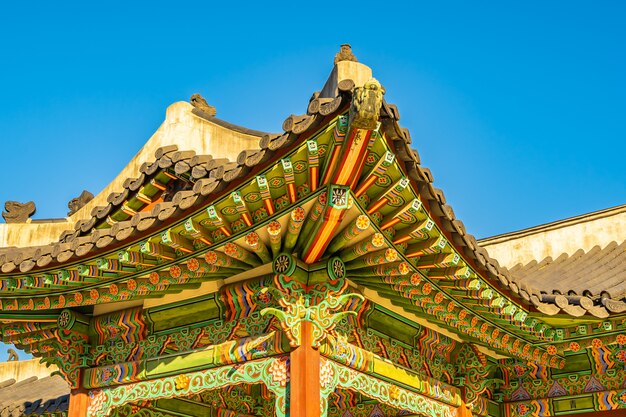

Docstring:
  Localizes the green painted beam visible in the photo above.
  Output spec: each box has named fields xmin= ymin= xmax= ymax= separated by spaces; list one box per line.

xmin=84 ymin=332 xmax=292 ymax=388
xmin=147 ymin=295 xmax=221 ymax=332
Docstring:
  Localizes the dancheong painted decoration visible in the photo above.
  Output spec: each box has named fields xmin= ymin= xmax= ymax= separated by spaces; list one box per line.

xmin=1 ymin=45 xmax=625 ymax=417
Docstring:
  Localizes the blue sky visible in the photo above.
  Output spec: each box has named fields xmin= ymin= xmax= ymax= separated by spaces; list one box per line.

xmin=0 ymin=2 xmax=624 ymax=359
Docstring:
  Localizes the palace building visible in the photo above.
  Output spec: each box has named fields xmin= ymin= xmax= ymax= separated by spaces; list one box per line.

xmin=0 ymin=46 xmax=625 ymax=417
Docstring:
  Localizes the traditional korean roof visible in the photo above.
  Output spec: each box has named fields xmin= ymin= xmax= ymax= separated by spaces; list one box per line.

xmin=481 ymin=204 xmax=626 ymax=318
xmin=0 ymin=359 xmax=68 ymax=417
xmin=0 ymin=48 xmax=624 ymax=378
xmin=0 ymin=375 xmax=68 ymax=417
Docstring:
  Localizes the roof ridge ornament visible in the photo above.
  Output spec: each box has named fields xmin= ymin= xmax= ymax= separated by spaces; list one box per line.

xmin=349 ymin=78 xmax=385 ymax=130
xmin=1 ymin=200 xmax=36 ymax=223
xmin=6 ymin=348 xmax=18 ymax=361
xmin=334 ymin=44 xmax=358 ymax=65
xmin=190 ymin=93 xmax=216 ymax=117
xmin=68 ymin=190 xmax=94 ymax=216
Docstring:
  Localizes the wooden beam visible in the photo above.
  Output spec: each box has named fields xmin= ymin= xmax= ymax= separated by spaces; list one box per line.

xmin=300 ymin=185 xmax=350 ymax=264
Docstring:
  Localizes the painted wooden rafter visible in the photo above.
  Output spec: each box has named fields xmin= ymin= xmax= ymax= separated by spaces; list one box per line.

xmin=206 ymin=205 xmax=232 ymax=238
xmin=320 ymin=115 xmax=348 ymax=185
xmin=280 ymin=159 xmax=297 ymax=204
xmin=307 ymin=140 xmax=320 ymax=192
xmin=182 ymin=218 xmax=213 ymax=245
xmin=300 ymin=185 xmax=351 ymax=264
xmin=255 ymin=175 xmax=275 ymax=216
xmin=231 ymin=191 xmax=253 ymax=227
xmin=354 ymin=150 xmax=395 ymax=198
xmin=347 ymin=161 xmax=559 ymax=346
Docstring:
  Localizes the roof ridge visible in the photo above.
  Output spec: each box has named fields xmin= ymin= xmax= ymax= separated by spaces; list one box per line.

xmin=479 ymin=203 xmax=626 ymax=245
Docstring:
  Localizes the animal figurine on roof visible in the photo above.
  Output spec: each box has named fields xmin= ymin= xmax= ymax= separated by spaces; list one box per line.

xmin=1 ymin=201 xmax=36 ymax=223
xmin=67 ymin=190 xmax=94 ymax=216
xmin=190 ymin=93 xmax=217 ymax=117
xmin=334 ymin=44 xmax=358 ymax=64
xmin=6 ymin=348 xmax=18 ymax=362
xmin=349 ymin=78 xmax=385 ymax=130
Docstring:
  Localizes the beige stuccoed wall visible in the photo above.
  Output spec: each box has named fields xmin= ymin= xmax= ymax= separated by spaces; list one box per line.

xmin=68 ymin=101 xmax=262 ymax=223
xmin=480 ymin=205 xmax=626 ymax=268
xmin=320 ymin=60 xmax=373 ymax=97
xmin=0 ymin=220 xmax=75 ymax=248
xmin=0 ymin=358 xmax=59 ymax=382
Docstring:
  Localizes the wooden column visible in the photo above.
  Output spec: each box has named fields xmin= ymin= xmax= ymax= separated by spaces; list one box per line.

xmin=289 ymin=320 xmax=321 ymax=417
xmin=69 ymin=385 xmax=89 ymax=417
xmin=455 ymin=403 xmax=473 ymax=417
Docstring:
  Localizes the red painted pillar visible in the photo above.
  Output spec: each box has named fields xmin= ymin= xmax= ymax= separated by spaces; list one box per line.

xmin=68 ymin=374 xmax=89 ymax=417
xmin=456 ymin=402 xmax=473 ymax=417
xmin=289 ymin=320 xmax=321 ymax=417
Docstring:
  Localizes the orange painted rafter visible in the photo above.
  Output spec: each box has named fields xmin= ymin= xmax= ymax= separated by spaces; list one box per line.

xmin=354 ymin=150 xmax=395 ymax=198
xmin=330 ymin=124 xmax=378 ymax=187
xmin=300 ymin=185 xmax=350 ymax=264
xmin=379 ymin=198 xmax=422 ymax=231
xmin=281 ymin=158 xmax=297 ymax=204
xmin=320 ymin=115 xmax=348 ymax=185
xmin=231 ymin=191 xmax=253 ymax=227
xmin=307 ymin=140 xmax=320 ymax=192
xmin=206 ymin=205 xmax=232 ymax=237
xmin=367 ymin=177 xmax=410 ymax=215
xmin=256 ymin=175 xmax=275 ymax=216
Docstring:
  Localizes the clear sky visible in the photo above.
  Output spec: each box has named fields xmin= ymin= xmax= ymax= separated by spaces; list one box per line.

xmin=0 ymin=2 xmax=625 ymax=359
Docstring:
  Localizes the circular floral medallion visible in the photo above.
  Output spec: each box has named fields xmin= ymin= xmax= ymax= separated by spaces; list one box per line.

xmin=331 ymin=258 xmax=345 ymax=279
xmin=434 ymin=292 xmax=445 ymax=304
xmin=245 ymin=232 xmax=260 ymax=247
xmin=170 ymin=265 xmax=182 ymax=279
xmin=187 ymin=258 xmax=200 ymax=271
xmin=385 ymin=249 xmax=398 ymax=262
xmin=267 ymin=221 xmax=281 ymax=236
xmin=273 ymin=254 xmax=293 ymax=276
xmin=513 ymin=339 xmax=521 ymax=352
xmin=149 ymin=272 xmax=160 ymax=285
xmin=372 ymin=233 xmax=385 ymax=247
xmin=58 ymin=310 xmax=71 ymax=328
xmin=224 ymin=243 xmax=237 ymax=256
xmin=205 ymin=251 xmax=218 ymax=264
